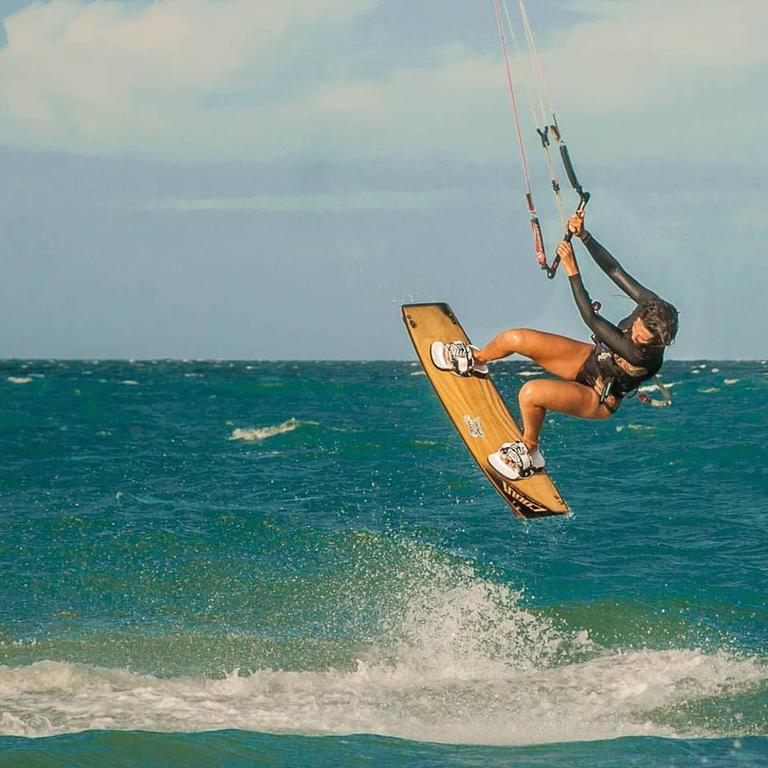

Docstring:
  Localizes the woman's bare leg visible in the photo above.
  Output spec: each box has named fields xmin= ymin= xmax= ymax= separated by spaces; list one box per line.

xmin=474 ymin=329 xmax=592 ymax=381
xmin=470 ymin=328 xmax=611 ymax=453
xmin=518 ymin=379 xmax=612 ymax=448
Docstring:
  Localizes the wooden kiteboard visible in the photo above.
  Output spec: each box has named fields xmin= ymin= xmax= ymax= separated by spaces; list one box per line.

xmin=402 ymin=302 xmax=569 ymax=519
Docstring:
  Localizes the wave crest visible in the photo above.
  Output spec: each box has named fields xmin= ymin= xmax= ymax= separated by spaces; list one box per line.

xmin=229 ymin=418 xmax=308 ymax=442
xmin=1 ymin=540 xmax=765 ymax=745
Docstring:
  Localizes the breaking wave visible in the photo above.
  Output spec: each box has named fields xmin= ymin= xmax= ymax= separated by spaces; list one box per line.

xmin=0 ymin=542 xmax=764 ymax=745
xmin=229 ymin=418 xmax=317 ymax=442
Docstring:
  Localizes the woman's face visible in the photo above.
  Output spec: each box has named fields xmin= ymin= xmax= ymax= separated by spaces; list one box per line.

xmin=632 ymin=317 xmax=657 ymax=346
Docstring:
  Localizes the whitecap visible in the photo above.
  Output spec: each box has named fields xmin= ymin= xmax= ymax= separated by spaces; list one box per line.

xmin=409 ymin=371 xmax=426 ymax=376
xmin=638 ymin=381 xmax=677 ymax=393
xmin=699 ymin=387 xmax=720 ymax=393
xmin=7 ymin=376 xmax=32 ymax=384
xmin=229 ymin=418 xmax=306 ymax=442
xmin=121 ymin=380 xmax=139 ymax=386
xmin=723 ymin=379 xmax=739 ymax=385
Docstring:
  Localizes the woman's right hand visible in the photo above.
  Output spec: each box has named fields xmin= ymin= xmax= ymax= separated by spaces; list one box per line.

xmin=567 ymin=211 xmax=586 ymax=239
xmin=556 ymin=240 xmax=579 ymax=277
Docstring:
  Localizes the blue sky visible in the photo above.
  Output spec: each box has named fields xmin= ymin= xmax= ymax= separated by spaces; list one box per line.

xmin=1 ymin=0 xmax=766 ymax=359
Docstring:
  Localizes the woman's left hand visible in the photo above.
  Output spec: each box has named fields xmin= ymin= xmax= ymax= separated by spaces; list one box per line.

xmin=567 ymin=212 xmax=586 ymax=239
xmin=557 ymin=240 xmax=579 ymax=276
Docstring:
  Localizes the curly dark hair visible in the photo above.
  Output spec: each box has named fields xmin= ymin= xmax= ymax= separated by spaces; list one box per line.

xmin=638 ymin=298 xmax=679 ymax=347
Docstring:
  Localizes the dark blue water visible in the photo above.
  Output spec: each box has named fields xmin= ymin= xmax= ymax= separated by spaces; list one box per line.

xmin=1 ymin=359 xmax=766 ymax=766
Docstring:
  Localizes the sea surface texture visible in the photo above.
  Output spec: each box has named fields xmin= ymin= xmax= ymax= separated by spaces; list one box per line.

xmin=1 ymin=359 xmax=766 ymax=767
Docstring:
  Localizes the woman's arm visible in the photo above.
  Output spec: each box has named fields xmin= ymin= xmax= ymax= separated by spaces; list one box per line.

xmin=567 ymin=214 xmax=658 ymax=303
xmin=556 ymin=240 xmax=650 ymax=365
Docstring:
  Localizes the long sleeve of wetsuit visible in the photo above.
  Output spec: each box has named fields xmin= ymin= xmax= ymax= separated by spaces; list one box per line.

xmin=581 ymin=232 xmax=658 ymax=304
xmin=569 ymin=273 xmax=648 ymax=365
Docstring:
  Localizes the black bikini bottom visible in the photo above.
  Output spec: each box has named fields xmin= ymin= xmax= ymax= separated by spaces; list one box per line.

xmin=575 ymin=358 xmax=623 ymax=415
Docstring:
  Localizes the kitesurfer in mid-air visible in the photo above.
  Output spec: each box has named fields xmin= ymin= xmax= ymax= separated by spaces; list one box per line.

xmin=431 ymin=211 xmax=679 ymax=481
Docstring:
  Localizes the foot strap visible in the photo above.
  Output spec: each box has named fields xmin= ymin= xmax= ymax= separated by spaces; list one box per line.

xmin=500 ymin=441 xmax=535 ymax=476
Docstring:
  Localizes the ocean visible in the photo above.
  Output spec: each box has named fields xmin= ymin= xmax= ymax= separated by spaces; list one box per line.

xmin=1 ymin=358 xmax=766 ymax=767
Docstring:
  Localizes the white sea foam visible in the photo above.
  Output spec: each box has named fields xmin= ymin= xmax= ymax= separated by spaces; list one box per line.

xmin=409 ymin=371 xmax=426 ymax=376
xmin=229 ymin=418 xmax=309 ymax=442
xmin=6 ymin=376 xmax=32 ymax=384
xmin=0 ymin=627 xmax=763 ymax=744
xmin=121 ymin=380 xmax=139 ymax=386
xmin=638 ymin=381 xmax=677 ymax=393
xmin=724 ymin=378 xmax=739 ymax=385
xmin=699 ymin=387 xmax=720 ymax=394
xmin=0 ymin=543 xmax=763 ymax=746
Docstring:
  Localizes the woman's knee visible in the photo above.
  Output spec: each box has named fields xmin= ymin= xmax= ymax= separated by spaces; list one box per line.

xmin=499 ymin=328 xmax=528 ymax=351
xmin=518 ymin=380 xmax=542 ymax=407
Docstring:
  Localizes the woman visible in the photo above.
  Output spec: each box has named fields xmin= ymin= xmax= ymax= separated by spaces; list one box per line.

xmin=431 ymin=211 xmax=679 ymax=481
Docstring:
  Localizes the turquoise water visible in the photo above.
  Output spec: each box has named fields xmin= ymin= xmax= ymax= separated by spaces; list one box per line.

xmin=1 ymin=359 xmax=766 ymax=766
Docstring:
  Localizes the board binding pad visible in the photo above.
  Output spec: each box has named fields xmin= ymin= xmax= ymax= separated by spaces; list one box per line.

xmin=402 ymin=302 xmax=568 ymax=519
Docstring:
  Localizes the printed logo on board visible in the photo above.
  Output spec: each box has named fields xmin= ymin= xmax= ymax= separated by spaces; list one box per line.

xmin=500 ymin=480 xmax=549 ymax=515
xmin=463 ymin=415 xmax=484 ymax=438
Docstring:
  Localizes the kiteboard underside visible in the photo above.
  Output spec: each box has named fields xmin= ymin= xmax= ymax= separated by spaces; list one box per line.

xmin=402 ymin=302 xmax=569 ymax=519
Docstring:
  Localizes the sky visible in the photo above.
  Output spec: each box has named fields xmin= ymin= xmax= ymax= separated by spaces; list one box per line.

xmin=0 ymin=0 xmax=766 ymax=360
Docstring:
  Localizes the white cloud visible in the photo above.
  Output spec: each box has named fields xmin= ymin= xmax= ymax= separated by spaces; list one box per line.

xmin=0 ymin=0 xmax=765 ymax=162
xmin=537 ymin=0 xmax=768 ymax=159
xmin=0 ymin=0 xmax=377 ymax=154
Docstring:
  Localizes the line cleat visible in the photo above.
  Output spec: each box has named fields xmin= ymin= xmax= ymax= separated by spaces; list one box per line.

xmin=430 ymin=341 xmax=489 ymax=378
xmin=488 ymin=441 xmax=545 ymax=481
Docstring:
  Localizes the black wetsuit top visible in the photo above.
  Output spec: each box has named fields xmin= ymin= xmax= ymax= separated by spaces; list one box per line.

xmin=569 ymin=232 xmax=665 ymax=406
